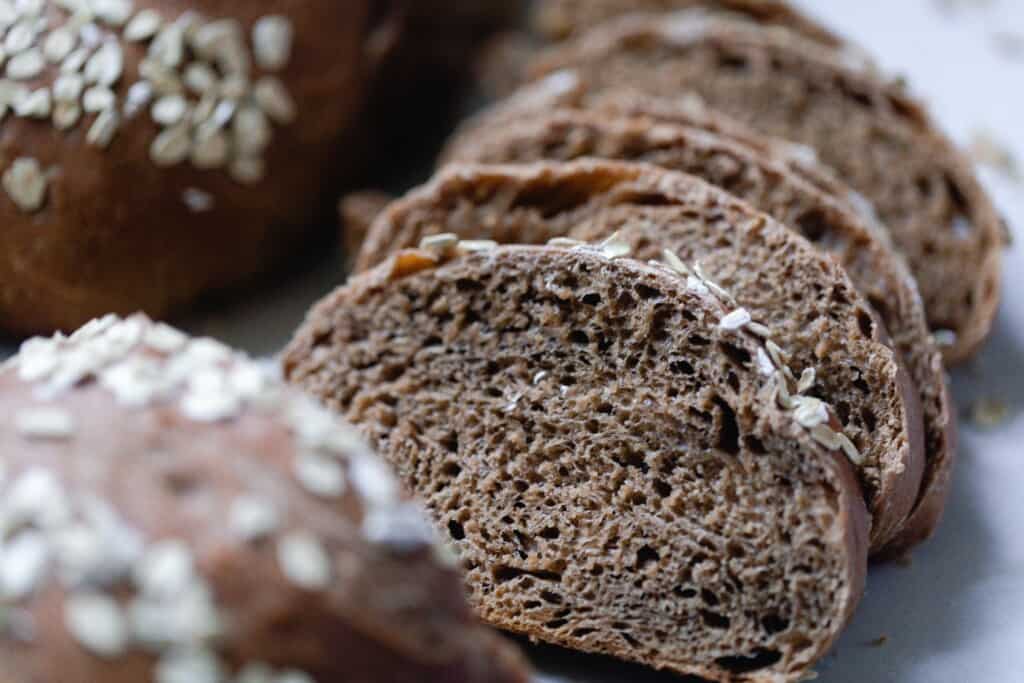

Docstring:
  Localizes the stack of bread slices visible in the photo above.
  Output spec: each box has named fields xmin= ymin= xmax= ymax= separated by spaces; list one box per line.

xmin=292 ymin=2 xmax=1006 ymax=681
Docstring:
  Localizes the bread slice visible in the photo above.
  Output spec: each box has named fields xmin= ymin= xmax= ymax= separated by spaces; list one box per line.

xmin=444 ymin=106 xmax=956 ymax=557
xmin=527 ymin=11 xmax=1005 ymax=364
xmin=285 ymin=243 xmax=869 ymax=682
xmin=530 ymin=0 xmax=842 ymax=46
xmin=356 ymin=160 xmax=924 ymax=552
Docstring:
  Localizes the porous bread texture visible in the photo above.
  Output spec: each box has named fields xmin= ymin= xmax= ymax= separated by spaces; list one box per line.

xmin=530 ymin=0 xmax=842 ymax=46
xmin=526 ymin=11 xmax=1005 ymax=364
xmin=284 ymin=244 xmax=869 ymax=683
xmin=0 ymin=1 xmax=377 ymax=337
xmin=356 ymin=160 xmax=925 ymax=553
xmin=0 ymin=315 xmax=529 ymax=683
xmin=443 ymin=107 xmax=955 ymax=557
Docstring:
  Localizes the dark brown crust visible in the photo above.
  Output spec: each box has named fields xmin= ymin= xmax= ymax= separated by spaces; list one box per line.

xmin=0 ymin=1 xmax=376 ymax=337
xmin=355 ymin=160 xmax=924 ymax=553
xmin=285 ymin=244 xmax=869 ymax=682
xmin=0 ymin=321 xmax=530 ymax=683
xmin=529 ymin=0 xmax=843 ymax=47
xmin=443 ymin=102 xmax=957 ymax=557
xmin=526 ymin=13 xmax=1005 ymax=365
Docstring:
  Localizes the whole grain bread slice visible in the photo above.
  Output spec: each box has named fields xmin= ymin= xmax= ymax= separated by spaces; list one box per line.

xmin=444 ymin=107 xmax=955 ymax=557
xmin=355 ymin=160 xmax=924 ymax=552
xmin=526 ymin=11 xmax=1006 ymax=364
xmin=285 ymin=243 xmax=869 ymax=682
xmin=530 ymin=0 xmax=842 ymax=46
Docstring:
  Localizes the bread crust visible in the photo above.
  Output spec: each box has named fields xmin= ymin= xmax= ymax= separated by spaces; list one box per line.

xmin=0 ymin=315 xmax=530 ymax=683
xmin=0 ymin=1 xmax=376 ymax=337
xmin=286 ymin=243 xmax=869 ymax=682
xmin=443 ymin=99 xmax=957 ymax=557
xmin=526 ymin=12 xmax=1005 ymax=364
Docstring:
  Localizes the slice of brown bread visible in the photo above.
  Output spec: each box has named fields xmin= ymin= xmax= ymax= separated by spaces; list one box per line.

xmin=444 ymin=108 xmax=956 ymax=557
xmin=355 ymin=160 xmax=924 ymax=553
xmin=526 ymin=12 xmax=1006 ymax=364
xmin=285 ymin=243 xmax=869 ymax=682
xmin=530 ymin=0 xmax=842 ymax=46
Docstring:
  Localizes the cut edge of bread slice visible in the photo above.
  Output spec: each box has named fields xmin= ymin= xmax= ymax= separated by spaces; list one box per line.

xmin=286 ymin=241 xmax=869 ymax=682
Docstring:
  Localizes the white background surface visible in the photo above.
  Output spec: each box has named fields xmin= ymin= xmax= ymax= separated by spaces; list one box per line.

xmin=5 ymin=1 xmax=1022 ymax=681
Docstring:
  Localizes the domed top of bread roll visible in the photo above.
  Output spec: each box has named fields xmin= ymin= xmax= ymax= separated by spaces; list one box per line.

xmin=0 ymin=315 xmax=530 ymax=683
xmin=0 ymin=1 xmax=375 ymax=337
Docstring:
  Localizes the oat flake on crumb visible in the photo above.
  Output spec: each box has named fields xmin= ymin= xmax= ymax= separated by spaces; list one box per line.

xmin=971 ymin=397 xmax=1010 ymax=429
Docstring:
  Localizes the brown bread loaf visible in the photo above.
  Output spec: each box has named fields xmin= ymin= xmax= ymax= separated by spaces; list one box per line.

xmin=443 ymin=103 xmax=956 ymax=557
xmin=355 ymin=161 xmax=924 ymax=553
xmin=284 ymin=242 xmax=869 ymax=682
xmin=0 ymin=1 xmax=381 ymax=337
xmin=0 ymin=315 xmax=530 ymax=683
xmin=526 ymin=11 xmax=1006 ymax=364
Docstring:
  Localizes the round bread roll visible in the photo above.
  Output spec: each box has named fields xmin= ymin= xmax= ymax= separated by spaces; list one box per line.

xmin=0 ymin=315 xmax=531 ymax=682
xmin=0 ymin=1 xmax=376 ymax=337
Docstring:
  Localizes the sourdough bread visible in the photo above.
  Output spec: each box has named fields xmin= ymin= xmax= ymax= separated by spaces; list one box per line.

xmin=526 ymin=11 xmax=1005 ymax=363
xmin=285 ymin=243 xmax=869 ymax=682
xmin=0 ymin=315 xmax=530 ymax=682
xmin=356 ymin=161 xmax=925 ymax=552
xmin=444 ymin=107 xmax=956 ymax=557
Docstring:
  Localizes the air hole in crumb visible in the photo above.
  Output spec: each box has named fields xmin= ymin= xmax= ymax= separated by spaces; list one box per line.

xmin=676 ymin=587 xmax=697 ymax=599
xmin=380 ymin=365 xmax=404 ymax=382
xmin=689 ymin=334 xmax=710 ymax=346
xmin=653 ymin=479 xmax=672 ymax=497
xmin=572 ymin=627 xmax=597 ymax=638
xmin=636 ymin=545 xmax=659 ymax=570
xmin=701 ymin=589 xmax=720 ymax=606
xmin=631 ymin=492 xmax=647 ymax=506
xmin=719 ymin=342 xmax=752 ymax=369
xmin=514 ymin=480 xmax=529 ymax=493
xmin=718 ymin=53 xmax=749 ymax=70
xmin=701 ymin=610 xmax=731 ymax=629
xmin=861 ymin=408 xmax=877 ymax=432
xmin=713 ymin=397 xmax=740 ymax=456
xmin=422 ymin=335 xmax=442 ymax=348
xmin=761 ymin=614 xmax=790 ymax=635
xmin=493 ymin=565 xmax=562 ymax=584
xmin=581 ymin=292 xmax=602 ymax=306
xmin=540 ymin=527 xmax=560 ymax=540
xmin=670 ymin=360 xmax=695 ymax=375
xmin=726 ymin=372 xmax=740 ymax=392
xmin=796 ymin=209 xmax=829 ymax=242
xmin=590 ymin=565 xmax=604 ymax=576
xmin=545 ymin=619 xmax=569 ymax=630
xmin=523 ymin=600 xmax=541 ymax=610
xmin=569 ymin=330 xmax=589 ymax=345
xmin=617 ymin=291 xmax=636 ymax=309
xmin=857 ymin=309 xmax=875 ymax=338
xmin=455 ymin=278 xmax=483 ymax=292
xmin=447 ymin=520 xmax=465 ymax=540
xmin=744 ymin=436 xmax=767 ymax=455
xmin=636 ymin=284 xmax=662 ymax=300
xmin=541 ymin=590 xmax=563 ymax=604
xmin=944 ymin=173 xmax=969 ymax=214
xmin=621 ymin=632 xmax=641 ymax=648
xmin=853 ymin=376 xmax=870 ymax=394
xmin=441 ymin=460 xmax=461 ymax=476
xmin=715 ymin=649 xmax=782 ymax=674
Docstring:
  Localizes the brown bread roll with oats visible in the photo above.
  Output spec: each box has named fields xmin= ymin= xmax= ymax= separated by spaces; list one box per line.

xmin=0 ymin=1 xmax=377 ymax=337
xmin=0 ymin=314 xmax=531 ymax=683
xmin=284 ymin=242 xmax=869 ymax=682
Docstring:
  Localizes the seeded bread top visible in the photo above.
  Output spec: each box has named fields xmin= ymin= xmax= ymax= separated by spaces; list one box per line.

xmin=357 ymin=160 xmax=925 ymax=552
xmin=0 ymin=314 xmax=529 ymax=683
xmin=0 ymin=1 xmax=374 ymax=336
xmin=526 ymin=11 xmax=1005 ymax=363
